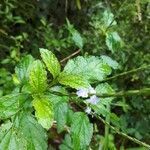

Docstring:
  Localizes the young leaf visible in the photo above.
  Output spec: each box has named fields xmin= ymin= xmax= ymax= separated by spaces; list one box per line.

xmin=70 ymin=112 xmax=93 ymax=149
xmin=95 ymin=83 xmax=115 ymax=95
xmin=64 ymin=56 xmax=112 ymax=82
xmin=0 ymin=93 xmax=26 ymax=119
xmin=0 ymin=121 xmax=27 ymax=150
xmin=66 ymin=19 xmax=83 ymax=49
xmin=15 ymin=55 xmax=34 ymax=84
xmin=106 ymin=32 xmax=123 ymax=53
xmin=16 ymin=111 xmax=48 ymax=150
xmin=101 ymin=55 xmax=119 ymax=69
xmin=58 ymin=72 xmax=89 ymax=89
xmin=102 ymin=10 xmax=117 ymax=29
xmin=40 ymin=48 xmax=61 ymax=78
xmin=54 ymin=101 xmax=69 ymax=133
xmin=32 ymin=96 xmax=54 ymax=130
xmin=29 ymin=60 xmax=47 ymax=93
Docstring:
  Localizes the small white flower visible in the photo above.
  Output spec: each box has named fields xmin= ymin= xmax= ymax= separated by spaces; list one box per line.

xmin=76 ymin=88 xmax=88 ymax=98
xmin=86 ymin=95 xmax=99 ymax=105
xmin=85 ymin=107 xmax=91 ymax=114
xmin=88 ymin=87 xmax=96 ymax=94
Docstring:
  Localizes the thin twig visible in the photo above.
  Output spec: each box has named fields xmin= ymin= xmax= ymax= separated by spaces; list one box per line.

xmin=60 ymin=49 xmax=81 ymax=63
xmin=97 ymin=64 xmax=150 ymax=83
xmin=95 ymin=114 xmax=150 ymax=149
xmin=49 ymin=88 xmax=150 ymax=98
xmin=76 ymin=103 xmax=150 ymax=149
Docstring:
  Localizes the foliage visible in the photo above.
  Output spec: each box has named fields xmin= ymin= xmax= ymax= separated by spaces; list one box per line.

xmin=0 ymin=0 xmax=150 ymax=149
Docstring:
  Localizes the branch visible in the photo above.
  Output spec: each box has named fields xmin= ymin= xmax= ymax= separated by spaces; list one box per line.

xmin=95 ymin=114 xmax=150 ymax=149
xmin=98 ymin=64 xmax=150 ymax=83
xmin=60 ymin=49 xmax=81 ymax=63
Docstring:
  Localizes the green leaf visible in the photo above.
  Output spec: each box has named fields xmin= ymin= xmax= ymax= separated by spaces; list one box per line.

xmin=64 ymin=56 xmax=112 ymax=82
xmin=101 ymin=55 xmax=119 ymax=69
xmin=54 ymin=101 xmax=68 ymax=133
xmin=0 ymin=93 xmax=26 ymax=119
xmin=0 ymin=121 xmax=27 ymax=150
xmin=15 ymin=55 xmax=34 ymax=84
xmin=32 ymin=96 xmax=54 ymax=130
xmin=106 ymin=32 xmax=123 ymax=53
xmin=58 ymin=72 xmax=89 ymax=89
xmin=66 ymin=19 xmax=83 ymax=49
xmin=95 ymin=83 xmax=115 ymax=95
xmin=70 ymin=112 xmax=93 ymax=149
xmin=59 ymin=134 xmax=73 ymax=150
xmin=16 ymin=112 xmax=48 ymax=150
xmin=101 ymin=10 xmax=117 ymax=30
xmin=40 ymin=48 xmax=61 ymax=78
xmin=29 ymin=60 xmax=47 ymax=93
xmin=72 ymin=31 xmax=83 ymax=49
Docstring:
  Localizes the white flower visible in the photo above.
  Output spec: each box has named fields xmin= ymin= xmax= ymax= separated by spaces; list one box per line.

xmin=88 ymin=87 xmax=96 ymax=94
xmin=86 ymin=95 xmax=99 ymax=105
xmin=76 ymin=88 xmax=88 ymax=98
xmin=85 ymin=107 xmax=91 ymax=114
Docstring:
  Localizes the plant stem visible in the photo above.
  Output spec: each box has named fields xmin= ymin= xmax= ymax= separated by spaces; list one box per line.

xmin=104 ymin=104 xmax=110 ymax=149
xmin=99 ymin=64 xmax=150 ymax=83
xmin=95 ymin=114 xmax=150 ymax=149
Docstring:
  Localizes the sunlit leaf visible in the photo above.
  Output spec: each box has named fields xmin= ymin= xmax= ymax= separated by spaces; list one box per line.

xmin=40 ymin=48 xmax=61 ymax=78
xmin=58 ymin=72 xmax=89 ymax=89
xmin=29 ymin=60 xmax=47 ymax=93
xmin=32 ymin=96 xmax=54 ymax=130
xmin=64 ymin=56 xmax=112 ymax=82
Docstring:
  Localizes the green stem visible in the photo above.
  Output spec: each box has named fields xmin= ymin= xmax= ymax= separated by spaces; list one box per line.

xmin=99 ymin=64 xmax=150 ymax=83
xmin=51 ymin=88 xmax=150 ymax=98
xmin=95 ymin=114 xmax=150 ymax=149
xmin=104 ymin=104 xmax=110 ymax=149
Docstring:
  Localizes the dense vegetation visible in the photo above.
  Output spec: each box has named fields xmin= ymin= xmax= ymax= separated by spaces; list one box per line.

xmin=0 ymin=0 xmax=150 ymax=149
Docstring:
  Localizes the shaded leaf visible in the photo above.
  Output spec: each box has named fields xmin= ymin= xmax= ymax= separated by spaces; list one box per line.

xmin=0 ymin=94 xmax=26 ymax=119
xmin=54 ymin=101 xmax=68 ymax=133
xmin=59 ymin=134 xmax=73 ymax=150
xmin=40 ymin=48 xmax=61 ymax=78
xmin=15 ymin=55 xmax=34 ymax=84
xmin=0 ymin=121 xmax=27 ymax=150
xmin=70 ymin=112 xmax=93 ymax=149
xmin=106 ymin=32 xmax=123 ymax=53
xmin=16 ymin=112 xmax=48 ymax=150
xmin=101 ymin=55 xmax=119 ymax=69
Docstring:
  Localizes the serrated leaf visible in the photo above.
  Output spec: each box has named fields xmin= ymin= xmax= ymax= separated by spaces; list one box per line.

xmin=70 ymin=112 xmax=93 ymax=149
xmin=66 ymin=19 xmax=83 ymax=49
xmin=29 ymin=60 xmax=47 ymax=93
xmin=64 ymin=56 xmax=112 ymax=83
xmin=106 ymin=32 xmax=123 ymax=53
xmin=16 ymin=112 xmax=48 ymax=150
xmin=0 ymin=121 xmax=27 ymax=150
xmin=72 ymin=31 xmax=83 ymax=49
xmin=96 ymin=83 xmax=115 ymax=95
xmin=15 ymin=55 xmax=34 ymax=84
xmin=58 ymin=72 xmax=89 ymax=89
xmin=54 ymin=101 xmax=68 ymax=133
xmin=101 ymin=55 xmax=119 ymax=69
xmin=0 ymin=93 xmax=26 ymax=119
xmin=101 ymin=10 xmax=117 ymax=30
xmin=40 ymin=48 xmax=61 ymax=78
xmin=32 ymin=96 xmax=54 ymax=130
